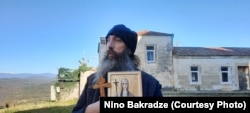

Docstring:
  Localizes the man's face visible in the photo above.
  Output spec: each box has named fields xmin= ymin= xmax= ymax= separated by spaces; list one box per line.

xmin=106 ymin=35 xmax=126 ymax=59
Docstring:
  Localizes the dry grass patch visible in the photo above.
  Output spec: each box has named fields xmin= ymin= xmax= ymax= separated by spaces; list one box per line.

xmin=0 ymin=99 xmax=78 ymax=113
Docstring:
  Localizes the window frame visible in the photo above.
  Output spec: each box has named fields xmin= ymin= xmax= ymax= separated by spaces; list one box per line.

xmin=146 ymin=45 xmax=156 ymax=63
xmin=220 ymin=66 xmax=231 ymax=84
xmin=189 ymin=66 xmax=201 ymax=84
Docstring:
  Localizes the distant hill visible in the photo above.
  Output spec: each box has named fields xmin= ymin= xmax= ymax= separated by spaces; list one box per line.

xmin=0 ymin=73 xmax=58 ymax=106
xmin=0 ymin=73 xmax=57 ymax=79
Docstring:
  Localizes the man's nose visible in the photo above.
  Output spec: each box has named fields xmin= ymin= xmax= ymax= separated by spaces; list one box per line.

xmin=107 ymin=40 xmax=114 ymax=48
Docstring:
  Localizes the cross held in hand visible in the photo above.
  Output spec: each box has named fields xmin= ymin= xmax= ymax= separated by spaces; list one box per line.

xmin=92 ymin=76 xmax=112 ymax=97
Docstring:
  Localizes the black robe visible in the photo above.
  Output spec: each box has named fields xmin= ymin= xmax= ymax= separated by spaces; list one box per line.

xmin=72 ymin=71 xmax=163 ymax=113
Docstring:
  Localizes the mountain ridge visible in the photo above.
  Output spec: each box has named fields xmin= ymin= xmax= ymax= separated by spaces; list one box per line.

xmin=0 ymin=72 xmax=57 ymax=79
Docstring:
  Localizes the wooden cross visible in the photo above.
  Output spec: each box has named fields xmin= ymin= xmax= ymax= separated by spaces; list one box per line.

xmin=93 ymin=76 xmax=112 ymax=97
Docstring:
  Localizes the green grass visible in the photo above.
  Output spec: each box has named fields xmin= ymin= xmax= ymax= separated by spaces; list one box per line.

xmin=0 ymin=99 xmax=78 ymax=113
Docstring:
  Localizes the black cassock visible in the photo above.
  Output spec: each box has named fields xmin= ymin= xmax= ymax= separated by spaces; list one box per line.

xmin=72 ymin=71 xmax=163 ymax=113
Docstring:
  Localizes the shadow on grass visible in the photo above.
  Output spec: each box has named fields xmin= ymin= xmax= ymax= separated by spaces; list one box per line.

xmin=14 ymin=104 xmax=75 ymax=113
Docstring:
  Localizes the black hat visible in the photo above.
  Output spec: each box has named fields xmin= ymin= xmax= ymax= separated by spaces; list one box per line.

xmin=106 ymin=24 xmax=138 ymax=55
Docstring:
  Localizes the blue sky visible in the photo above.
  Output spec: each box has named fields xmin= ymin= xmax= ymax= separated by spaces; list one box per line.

xmin=0 ymin=0 xmax=249 ymax=74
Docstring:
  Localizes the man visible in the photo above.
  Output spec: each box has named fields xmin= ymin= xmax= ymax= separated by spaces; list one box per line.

xmin=72 ymin=24 xmax=163 ymax=113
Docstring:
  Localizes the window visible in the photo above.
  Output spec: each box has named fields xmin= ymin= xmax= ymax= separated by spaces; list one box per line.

xmin=146 ymin=46 xmax=155 ymax=62
xmin=190 ymin=66 xmax=200 ymax=84
xmin=221 ymin=66 xmax=230 ymax=83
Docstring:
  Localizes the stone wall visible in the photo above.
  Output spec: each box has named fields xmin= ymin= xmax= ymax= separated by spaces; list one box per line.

xmin=135 ymin=35 xmax=174 ymax=88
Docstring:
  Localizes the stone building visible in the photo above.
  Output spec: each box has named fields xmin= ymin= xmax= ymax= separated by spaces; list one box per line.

xmin=97 ymin=30 xmax=250 ymax=91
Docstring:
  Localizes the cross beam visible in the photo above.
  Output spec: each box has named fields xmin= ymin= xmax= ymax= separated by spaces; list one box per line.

xmin=93 ymin=76 xmax=111 ymax=97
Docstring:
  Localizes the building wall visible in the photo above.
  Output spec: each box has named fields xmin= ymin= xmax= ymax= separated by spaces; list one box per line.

xmin=98 ymin=37 xmax=106 ymax=62
xmin=80 ymin=70 xmax=95 ymax=95
xmin=97 ymin=34 xmax=250 ymax=91
xmin=135 ymin=35 xmax=174 ymax=88
xmin=173 ymin=56 xmax=250 ymax=91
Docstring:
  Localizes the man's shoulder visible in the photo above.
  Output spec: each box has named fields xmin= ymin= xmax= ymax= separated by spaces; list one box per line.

xmin=140 ymin=71 xmax=150 ymax=75
xmin=86 ymin=72 xmax=96 ymax=80
xmin=140 ymin=71 xmax=158 ymax=82
xmin=140 ymin=70 xmax=162 ymax=93
xmin=140 ymin=71 xmax=154 ymax=78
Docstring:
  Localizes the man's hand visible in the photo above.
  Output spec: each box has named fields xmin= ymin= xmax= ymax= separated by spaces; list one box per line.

xmin=85 ymin=101 xmax=100 ymax=113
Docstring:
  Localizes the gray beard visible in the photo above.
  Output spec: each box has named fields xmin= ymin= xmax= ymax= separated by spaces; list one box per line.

xmin=93 ymin=49 xmax=136 ymax=83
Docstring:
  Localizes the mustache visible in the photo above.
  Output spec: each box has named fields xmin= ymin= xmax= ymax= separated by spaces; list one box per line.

xmin=107 ymin=49 xmax=116 ymax=54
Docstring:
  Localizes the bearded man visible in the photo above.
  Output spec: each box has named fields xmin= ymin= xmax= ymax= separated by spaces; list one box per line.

xmin=72 ymin=24 xmax=163 ymax=113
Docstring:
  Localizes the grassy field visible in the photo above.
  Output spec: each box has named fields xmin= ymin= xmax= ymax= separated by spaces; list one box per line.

xmin=0 ymin=99 xmax=77 ymax=113
xmin=0 ymin=77 xmax=56 ymax=106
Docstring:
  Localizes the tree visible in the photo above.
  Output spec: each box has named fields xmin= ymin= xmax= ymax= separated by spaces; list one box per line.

xmin=71 ymin=62 xmax=92 ymax=80
xmin=57 ymin=59 xmax=92 ymax=81
xmin=58 ymin=67 xmax=71 ymax=78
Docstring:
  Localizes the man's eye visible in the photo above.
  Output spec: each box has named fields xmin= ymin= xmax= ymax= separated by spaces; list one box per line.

xmin=115 ymin=39 xmax=122 ymax=42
